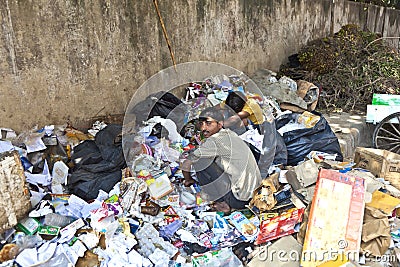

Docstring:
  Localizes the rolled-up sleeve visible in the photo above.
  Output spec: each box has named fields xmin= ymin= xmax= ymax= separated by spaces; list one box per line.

xmin=189 ymin=139 xmax=218 ymax=160
xmin=187 ymin=139 xmax=219 ymax=172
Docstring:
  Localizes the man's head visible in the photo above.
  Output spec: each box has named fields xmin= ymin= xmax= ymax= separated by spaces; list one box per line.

xmin=198 ymin=106 xmax=224 ymax=138
xmin=225 ymin=91 xmax=247 ymax=113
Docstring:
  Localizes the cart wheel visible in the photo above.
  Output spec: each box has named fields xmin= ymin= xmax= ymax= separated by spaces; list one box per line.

xmin=373 ymin=112 xmax=400 ymax=153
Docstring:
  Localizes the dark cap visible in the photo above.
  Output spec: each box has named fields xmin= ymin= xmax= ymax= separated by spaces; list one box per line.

xmin=199 ymin=106 xmax=224 ymax=122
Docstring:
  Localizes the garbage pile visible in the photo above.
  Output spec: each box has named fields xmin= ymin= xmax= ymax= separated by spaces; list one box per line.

xmin=0 ymin=72 xmax=400 ymax=267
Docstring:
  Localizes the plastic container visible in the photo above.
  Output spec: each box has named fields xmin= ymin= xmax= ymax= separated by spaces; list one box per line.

xmin=52 ymin=161 xmax=69 ymax=185
xmin=43 ymin=213 xmax=74 ymax=228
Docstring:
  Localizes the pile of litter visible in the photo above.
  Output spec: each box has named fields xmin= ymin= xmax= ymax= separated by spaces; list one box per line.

xmin=0 ymin=72 xmax=400 ymax=267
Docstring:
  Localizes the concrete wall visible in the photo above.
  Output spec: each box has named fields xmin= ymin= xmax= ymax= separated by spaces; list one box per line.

xmin=0 ymin=0 xmax=399 ymax=132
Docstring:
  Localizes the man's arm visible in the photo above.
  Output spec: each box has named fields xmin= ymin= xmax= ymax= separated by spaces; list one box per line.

xmin=223 ymin=114 xmax=244 ymax=129
xmin=179 ymin=138 xmax=219 ymax=186
xmin=180 ymin=159 xmax=196 ymax=187
xmin=237 ymin=110 xmax=250 ymax=120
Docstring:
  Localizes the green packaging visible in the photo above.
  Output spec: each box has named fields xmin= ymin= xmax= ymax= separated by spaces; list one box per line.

xmin=38 ymin=225 xmax=60 ymax=236
xmin=16 ymin=217 xmax=40 ymax=235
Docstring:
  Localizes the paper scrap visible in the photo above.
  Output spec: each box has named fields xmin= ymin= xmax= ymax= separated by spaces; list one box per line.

xmin=24 ymin=134 xmax=47 ymax=153
xmin=24 ymin=159 xmax=51 ymax=186
xmin=366 ymin=190 xmax=400 ymax=215
xmin=0 ymin=140 xmax=14 ymax=153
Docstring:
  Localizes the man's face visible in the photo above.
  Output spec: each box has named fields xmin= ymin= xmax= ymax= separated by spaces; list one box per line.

xmin=198 ymin=117 xmax=223 ymax=138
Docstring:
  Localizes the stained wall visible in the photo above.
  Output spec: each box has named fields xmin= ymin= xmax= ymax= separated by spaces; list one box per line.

xmin=0 ymin=0 xmax=398 ymax=131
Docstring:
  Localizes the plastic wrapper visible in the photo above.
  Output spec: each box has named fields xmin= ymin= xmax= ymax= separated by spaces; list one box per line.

xmin=297 ymin=111 xmax=320 ymax=128
xmin=58 ymin=218 xmax=85 ymax=244
xmin=156 ymin=193 xmax=180 ymax=207
xmin=209 ymin=213 xmax=245 ymax=248
xmin=132 ymin=154 xmax=159 ymax=173
xmin=228 ymin=212 xmax=258 ymax=242
xmin=152 ymin=138 xmax=181 ymax=162
xmin=212 ymin=214 xmax=230 ymax=236
xmin=120 ymin=182 xmax=139 ymax=212
xmin=146 ymin=117 xmax=185 ymax=143
xmin=198 ymin=231 xmax=214 ymax=248
xmin=162 ymin=206 xmax=180 ymax=224
xmin=44 ymin=213 xmax=75 ymax=228
xmin=191 ymin=248 xmax=243 ymax=267
xmin=159 ymin=220 xmax=182 ymax=239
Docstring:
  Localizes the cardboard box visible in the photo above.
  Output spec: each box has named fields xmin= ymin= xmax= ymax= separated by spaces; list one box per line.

xmin=353 ymin=147 xmax=400 ymax=190
xmin=146 ymin=172 xmax=174 ymax=200
xmin=16 ymin=217 xmax=40 ymax=235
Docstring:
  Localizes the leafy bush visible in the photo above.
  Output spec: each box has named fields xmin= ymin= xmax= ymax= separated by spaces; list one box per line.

xmin=279 ymin=25 xmax=400 ymax=112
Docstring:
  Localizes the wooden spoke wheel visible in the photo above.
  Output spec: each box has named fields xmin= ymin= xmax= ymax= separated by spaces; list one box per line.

xmin=373 ymin=112 xmax=400 ymax=154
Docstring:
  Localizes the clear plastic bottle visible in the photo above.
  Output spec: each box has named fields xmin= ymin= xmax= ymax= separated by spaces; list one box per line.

xmin=15 ymin=234 xmax=43 ymax=250
xmin=43 ymin=213 xmax=74 ymax=227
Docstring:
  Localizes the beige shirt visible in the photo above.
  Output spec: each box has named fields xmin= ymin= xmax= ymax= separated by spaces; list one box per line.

xmin=189 ymin=128 xmax=261 ymax=201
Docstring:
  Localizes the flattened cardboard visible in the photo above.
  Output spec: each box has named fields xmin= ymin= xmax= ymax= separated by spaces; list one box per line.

xmin=301 ymin=169 xmax=365 ymax=267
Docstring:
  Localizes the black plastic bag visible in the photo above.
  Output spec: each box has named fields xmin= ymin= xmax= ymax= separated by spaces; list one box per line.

xmin=130 ymin=91 xmax=184 ymax=125
xmin=68 ymin=170 xmax=122 ymax=200
xmin=257 ymin=120 xmax=288 ymax=177
xmin=68 ymin=124 xmax=126 ymax=200
xmin=275 ymin=112 xmax=343 ymax=166
xmin=274 ymin=133 xmax=288 ymax=166
xmin=148 ymin=91 xmax=182 ymax=119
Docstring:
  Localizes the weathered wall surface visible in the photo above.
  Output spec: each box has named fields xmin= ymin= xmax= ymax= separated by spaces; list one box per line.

xmin=0 ymin=0 xmax=399 ymax=132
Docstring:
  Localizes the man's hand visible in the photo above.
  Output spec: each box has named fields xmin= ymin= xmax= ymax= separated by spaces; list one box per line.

xmin=183 ymin=176 xmax=196 ymax=187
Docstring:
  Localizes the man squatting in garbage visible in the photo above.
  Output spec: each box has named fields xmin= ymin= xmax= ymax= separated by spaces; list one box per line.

xmin=180 ymin=106 xmax=262 ymax=213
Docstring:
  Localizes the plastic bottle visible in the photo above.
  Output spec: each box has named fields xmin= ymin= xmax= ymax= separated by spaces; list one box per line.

xmin=15 ymin=235 xmax=43 ymax=250
xmin=43 ymin=213 xmax=74 ymax=227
